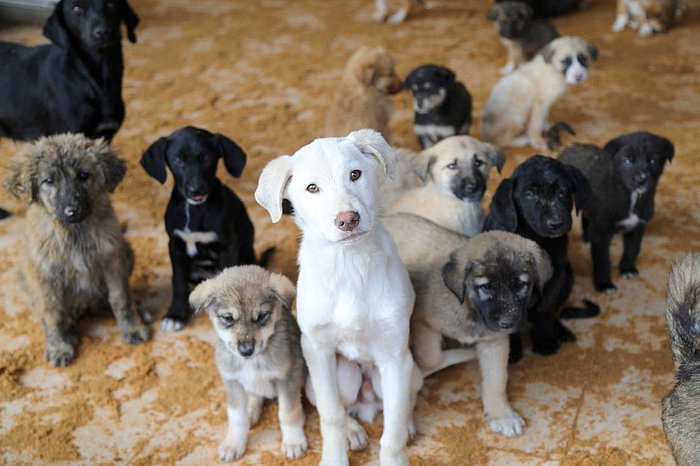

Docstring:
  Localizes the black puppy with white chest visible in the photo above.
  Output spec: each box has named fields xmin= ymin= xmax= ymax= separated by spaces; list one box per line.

xmin=141 ymin=126 xmax=258 ymax=331
xmin=559 ymin=132 xmax=674 ymax=294
xmin=485 ymin=155 xmax=599 ymax=361
xmin=0 ymin=0 xmax=138 ymax=141
xmin=404 ymin=65 xmax=473 ymax=149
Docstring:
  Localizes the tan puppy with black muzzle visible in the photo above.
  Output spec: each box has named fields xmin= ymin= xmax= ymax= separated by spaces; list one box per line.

xmin=385 ymin=213 xmax=553 ymax=436
xmin=189 ymin=266 xmax=307 ymax=462
xmin=481 ymin=36 xmax=597 ymax=151
xmin=388 ymin=136 xmax=505 ymax=237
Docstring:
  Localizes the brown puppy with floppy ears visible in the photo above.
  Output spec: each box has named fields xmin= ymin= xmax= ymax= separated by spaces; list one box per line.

xmin=325 ymin=46 xmax=403 ymax=143
xmin=189 ymin=265 xmax=307 ymax=462
xmin=4 ymin=134 xmax=149 ymax=367
xmin=612 ymin=0 xmax=687 ymax=37
xmin=662 ymin=253 xmax=700 ymax=466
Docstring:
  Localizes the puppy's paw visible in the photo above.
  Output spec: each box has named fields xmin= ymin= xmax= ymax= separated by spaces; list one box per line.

xmin=121 ymin=323 xmax=149 ymax=345
xmin=138 ymin=307 xmax=153 ymax=324
xmin=532 ymin=335 xmax=560 ymax=356
xmin=219 ymin=435 xmax=247 ymax=462
xmin=595 ymin=282 xmax=617 ymax=294
xmin=161 ymin=316 xmax=185 ymax=332
xmin=281 ymin=427 xmax=308 ymax=459
xmin=620 ymin=265 xmax=639 ymax=279
xmin=612 ymin=14 xmax=628 ymax=32
xmin=372 ymin=10 xmax=388 ymax=22
xmin=347 ymin=416 xmax=369 ymax=451
xmin=408 ymin=418 xmax=417 ymax=442
xmin=530 ymin=138 xmax=549 ymax=152
xmin=639 ymin=23 xmax=654 ymax=37
xmin=388 ymin=10 xmax=408 ymax=24
xmin=488 ymin=411 xmax=525 ymax=437
xmin=46 ymin=340 xmax=76 ymax=367
xmin=556 ymin=322 xmax=577 ymax=343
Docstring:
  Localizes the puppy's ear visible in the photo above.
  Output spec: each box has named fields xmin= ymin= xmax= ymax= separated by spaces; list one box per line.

xmin=567 ymin=165 xmax=591 ymax=214
xmin=214 ymin=134 xmax=247 ymax=178
xmin=347 ymin=129 xmax=398 ymax=181
xmin=189 ymin=278 xmax=220 ymax=314
xmin=486 ymin=5 xmax=499 ymax=21
xmin=442 ymin=250 xmax=472 ymax=304
xmin=140 ymin=137 xmax=169 ymax=184
xmin=437 ymin=67 xmax=456 ymax=84
xmin=487 ymin=179 xmax=518 ymax=232
xmin=94 ymin=140 xmax=127 ymax=193
xmin=482 ymin=143 xmax=506 ymax=174
xmin=541 ymin=44 xmax=556 ymax=63
xmin=43 ymin=1 xmax=70 ymax=48
xmin=269 ymin=272 xmax=296 ymax=308
xmin=603 ymin=136 xmax=622 ymax=156
xmin=416 ymin=154 xmax=437 ymax=182
xmin=526 ymin=242 xmax=553 ymax=294
xmin=119 ymin=0 xmax=139 ymax=44
xmin=517 ymin=2 xmax=533 ymax=19
xmin=4 ymin=155 xmax=36 ymax=202
xmin=586 ymin=42 xmax=598 ymax=61
xmin=656 ymin=136 xmax=675 ymax=162
xmin=255 ymin=155 xmax=293 ymax=223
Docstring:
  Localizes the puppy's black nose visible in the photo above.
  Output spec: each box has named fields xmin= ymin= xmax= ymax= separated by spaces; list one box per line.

xmin=335 ymin=211 xmax=360 ymax=232
xmin=635 ymin=173 xmax=648 ymax=185
xmin=238 ymin=341 xmax=255 ymax=358
xmin=64 ymin=206 xmax=78 ymax=217
xmin=547 ymin=219 xmax=564 ymax=230
xmin=93 ymin=27 xmax=110 ymax=40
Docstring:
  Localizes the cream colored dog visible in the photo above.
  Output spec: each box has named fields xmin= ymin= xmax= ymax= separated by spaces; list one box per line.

xmin=256 ymin=129 xmax=417 ymax=466
xmin=481 ymin=36 xmax=597 ymax=151
xmin=388 ymin=136 xmax=505 ymax=237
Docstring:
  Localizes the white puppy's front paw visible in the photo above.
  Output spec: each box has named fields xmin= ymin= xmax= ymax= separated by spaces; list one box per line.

xmin=408 ymin=417 xmax=417 ymax=442
xmin=373 ymin=10 xmax=388 ymax=22
xmin=161 ymin=317 xmax=184 ymax=332
xmin=219 ymin=434 xmax=247 ymax=462
xmin=639 ymin=23 xmax=654 ymax=37
xmin=488 ymin=411 xmax=525 ymax=437
xmin=612 ymin=14 xmax=628 ymax=32
xmin=281 ymin=427 xmax=308 ymax=459
xmin=388 ymin=10 xmax=408 ymax=24
xmin=347 ymin=416 xmax=369 ymax=451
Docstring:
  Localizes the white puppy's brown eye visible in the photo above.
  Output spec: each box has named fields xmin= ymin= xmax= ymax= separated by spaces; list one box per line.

xmin=350 ymin=170 xmax=362 ymax=181
xmin=306 ymin=184 xmax=319 ymax=193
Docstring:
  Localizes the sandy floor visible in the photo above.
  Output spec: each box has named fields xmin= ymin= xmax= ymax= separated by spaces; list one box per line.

xmin=1 ymin=0 xmax=699 ymax=464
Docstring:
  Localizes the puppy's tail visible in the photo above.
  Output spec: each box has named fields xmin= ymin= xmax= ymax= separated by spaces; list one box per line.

xmin=560 ymin=299 xmax=601 ymax=319
xmin=258 ymin=247 xmax=277 ymax=268
xmin=667 ymin=254 xmax=700 ymax=379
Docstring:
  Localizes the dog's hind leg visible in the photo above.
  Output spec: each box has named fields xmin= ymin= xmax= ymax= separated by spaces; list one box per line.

xmin=591 ymin=233 xmax=616 ymax=294
xmin=377 ymin=351 xmax=414 ymax=465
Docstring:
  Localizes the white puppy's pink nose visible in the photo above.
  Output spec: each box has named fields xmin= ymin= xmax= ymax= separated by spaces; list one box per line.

xmin=575 ymin=72 xmax=584 ymax=82
xmin=335 ymin=211 xmax=360 ymax=232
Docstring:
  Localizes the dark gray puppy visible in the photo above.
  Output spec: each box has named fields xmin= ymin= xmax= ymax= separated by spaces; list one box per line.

xmin=559 ymin=132 xmax=674 ymax=294
xmin=662 ymin=253 xmax=700 ymax=466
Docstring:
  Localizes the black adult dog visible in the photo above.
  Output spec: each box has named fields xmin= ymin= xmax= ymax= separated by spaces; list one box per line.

xmin=485 ymin=155 xmax=599 ymax=361
xmin=559 ymin=132 xmax=674 ymax=294
xmin=404 ymin=65 xmax=472 ymax=149
xmin=0 ymin=0 xmax=138 ymax=142
xmin=141 ymin=126 xmax=259 ymax=332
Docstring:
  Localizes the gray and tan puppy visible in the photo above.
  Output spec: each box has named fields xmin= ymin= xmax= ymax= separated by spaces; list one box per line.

xmin=481 ymin=36 xmax=597 ymax=151
xmin=388 ymin=136 xmax=505 ymax=237
xmin=662 ymin=253 xmax=700 ymax=466
xmin=3 ymin=134 xmax=149 ymax=367
xmin=325 ymin=46 xmax=403 ymax=143
xmin=189 ymin=265 xmax=307 ymax=462
xmin=385 ymin=213 xmax=552 ymax=437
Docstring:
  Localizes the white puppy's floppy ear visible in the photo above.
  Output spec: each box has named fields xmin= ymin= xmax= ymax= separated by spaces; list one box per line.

xmin=255 ymin=155 xmax=293 ymax=223
xmin=347 ymin=129 xmax=397 ymax=181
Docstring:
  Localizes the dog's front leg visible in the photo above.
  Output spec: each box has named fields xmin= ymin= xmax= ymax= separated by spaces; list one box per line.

xmin=276 ymin=379 xmax=308 ymax=459
xmin=527 ymin=101 xmax=552 ymax=151
xmin=377 ymin=351 xmax=413 ymax=466
xmin=591 ymin=233 xmax=616 ymax=294
xmin=619 ymin=224 xmax=646 ymax=278
xmin=612 ymin=0 xmax=629 ymax=31
xmin=104 ymin=254 xmax=148 ymax=345
xmin=37 ymin=289 xmax=77 ymax=367
xmin=301 ymin=335 xmax=348 ymax=466
xmin=163 ymin=238 xmax=191 ymax=331
xmin=220 ymin=379 xmax=250 ymax=462
xmin=477 ymin=335 xmax=524 ymax=437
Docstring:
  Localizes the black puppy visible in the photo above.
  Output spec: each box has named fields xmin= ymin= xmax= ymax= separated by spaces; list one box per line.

xmin=485 ymin=155 xmax=599 ymax=361
xmin=141 ymin=126 xmax=259 ymax=331
xmin=559 ymin=132 xmax=675 ymax=294
xmin=0 ymin=0 xmax=138 ymax=141
xmin=487 ymin=1 xmax=559 ymax=74
xmin=404 ymin=65 xmax=472 ymax=149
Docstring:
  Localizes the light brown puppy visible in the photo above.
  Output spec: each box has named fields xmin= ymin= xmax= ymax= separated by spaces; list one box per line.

xmin=189 ymin=265 xmax=307 ymax=462
xmin=388 ymin=136 xmax=505 ymax=237
xmin=662 ymin=254 xmax=700 ymax=466
xmin=385 ymin=213 xmax=552 ymax=437
xmin=373 ymin=0 xmax=429 ymax=24
xmin=612 ymin=0 xmax=686 ymax=37
xmin=326 ymin=46 xmax=403 ymax=142
xmin=481 ymin=36 xmax=597 ymax=151
xmin=4 ymin=134 xmax=148 ymax=367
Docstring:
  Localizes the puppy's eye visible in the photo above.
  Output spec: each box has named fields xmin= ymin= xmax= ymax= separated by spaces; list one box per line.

xmin=77 ymin=171 xmax=90 ymax=182
xmin=623 ymin=157 xmax=633 ymax=166
xmin=561 ymin=57 xmax=572 ymax=67
xmin=472 ymin=157 xmax=483 ymax=168
xmin=447 ymin=162 xmax=458 ymax=170
xmin=577 ymin=53 xmax=588 ymax=66
xmin=412 ymin=85 xmax=418 ymax=91
xmin=306 ymin=184 xmax=319 ymax=193
xmin=255 ymin=312 xmax=271 ymax=326
xmin=350 ymin=170 xmax=362 ymax=182
xmin=649 ymin=158 xmax=657 ymax=166
xmin=72 ymin=5 xmax=84 ymax=14
xmin=524 ymin=190 xmax=536 ymax=199
xmin=173 ymin=156 xmax=185 ymax=167
xmin=42 ymin=176 xmax=55 ymax=186
xmin=219 ymin=314 xmax=236 ymax=327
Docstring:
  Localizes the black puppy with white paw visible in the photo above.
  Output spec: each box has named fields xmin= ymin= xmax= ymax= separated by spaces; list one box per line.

xmin=559 ymin=132 xmax=674 ymax=294
xmin=485 ymin=155 xmax=599 ymax=361
xmin=141 ymin=127 xmax=258 ymax=331
xmin=0 ymin=0 xmax=138 ymax=141
xmin=404 ymin=65 xmax=473 ymax=149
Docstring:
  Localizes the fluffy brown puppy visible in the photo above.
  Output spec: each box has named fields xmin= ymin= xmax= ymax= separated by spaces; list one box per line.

xmin=326 ymin=46 xmax=403 ymax=142
xmin=662 ymin=253 xmax=700 ymax=466
xmin=4 ymin=134 xmax=149 ymax=367
xmin=612 ymin=0 xmax=687 ymax=37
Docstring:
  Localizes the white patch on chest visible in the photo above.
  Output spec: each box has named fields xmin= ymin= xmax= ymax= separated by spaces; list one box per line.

xmin=174 ymin=228 xmax=218 ymax=257
xmin=414 ymin=124 xmax=455 ymax=139
xmin=618 ymin=190 xmax=644 ymax=232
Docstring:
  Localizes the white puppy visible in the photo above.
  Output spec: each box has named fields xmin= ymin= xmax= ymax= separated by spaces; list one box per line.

xmin=256 ymin=129 xmax=417 ymax=466
xmin=481 ymin=36 xmax=597 ymax=151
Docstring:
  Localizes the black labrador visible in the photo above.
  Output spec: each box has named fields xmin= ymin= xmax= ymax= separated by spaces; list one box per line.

xmin=0 ymin=0 xmax=138 ymax=142
xmin=140 ymin=126 xmax=260 ymax=331
xmin=485 ymin=155 xmax=599 ymax=361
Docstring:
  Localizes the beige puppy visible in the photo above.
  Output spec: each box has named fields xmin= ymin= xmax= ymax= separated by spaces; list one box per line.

xmin=385 ymin=213 xmax=552 ymax=437
xmin=189 ymin=265 xmax=307 ymax=462
xmin=612 ymin=0 xmax=686 ymax=37
xmin=373 ymin=0 xmax=430 ymax=24
xmin=388 ymin=136 xmax=505 ymax=237
xmin=326 ymin=46 xmax=403 ymax=142
xmin=4 ymin=134 xmax=149 ymax=367
xmin=481 ymin=36 xmax=597 ymax=151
